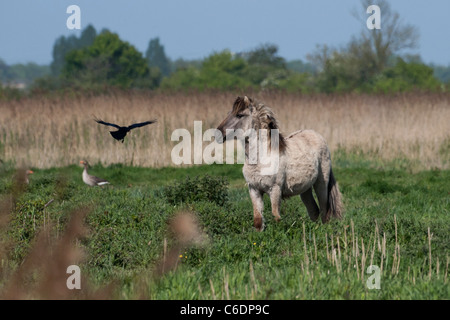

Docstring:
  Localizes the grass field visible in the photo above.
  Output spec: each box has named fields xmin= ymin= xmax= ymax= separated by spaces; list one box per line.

xmin=0 ymin=157 xmax=448 ymax=299
xmin=0 ymin=92 xmax=449 ymax=300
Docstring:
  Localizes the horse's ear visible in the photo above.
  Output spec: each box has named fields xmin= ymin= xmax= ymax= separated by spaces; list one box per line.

xmin=243 ymin=96 xmax=253 ymax=106
xmin=267 ymin=114 xmax=277 ymax=129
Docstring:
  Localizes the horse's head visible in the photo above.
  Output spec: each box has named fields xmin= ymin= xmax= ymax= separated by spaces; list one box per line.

xmin=216 ymin=96 xmax=285 ymax=150
xmin=216 ymin=96 xmax=257 ymax=143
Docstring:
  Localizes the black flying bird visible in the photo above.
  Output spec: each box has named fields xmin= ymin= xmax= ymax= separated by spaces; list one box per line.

xmin=94 ymin=117 xmax=157 ymax=143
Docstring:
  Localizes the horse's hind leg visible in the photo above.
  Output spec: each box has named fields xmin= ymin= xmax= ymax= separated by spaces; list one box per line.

xmin=300 ymin=188 xmax=320 ymax=222
xmin=313 ymin=176 xmax=330 ymax=223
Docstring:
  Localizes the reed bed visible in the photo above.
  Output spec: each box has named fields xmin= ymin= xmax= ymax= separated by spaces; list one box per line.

xmin=0 ymin=91 xmax=449 ymax=169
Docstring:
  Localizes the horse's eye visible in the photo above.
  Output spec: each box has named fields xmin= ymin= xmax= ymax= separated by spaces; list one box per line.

xmin=236 ymin=114 xmax=245 ymax=119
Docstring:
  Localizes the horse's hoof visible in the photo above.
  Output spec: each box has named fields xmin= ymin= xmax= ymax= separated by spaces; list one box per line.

xmin=254 ymin=221 xmax=265 ymax=232
xmin=255 ymin=224 xmax=265 ymax=232
xmin=254 ymin=216 xmax=264 ymax=231
xmin=321 ymin=215 xmax=330 ymax=224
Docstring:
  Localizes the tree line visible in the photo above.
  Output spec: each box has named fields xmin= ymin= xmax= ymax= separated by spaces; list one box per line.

xmin=1 ymin=1 xmax=449 ymax=98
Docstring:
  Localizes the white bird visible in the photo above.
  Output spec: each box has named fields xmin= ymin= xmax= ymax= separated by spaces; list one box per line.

xmin=79 ymin=160 xmax=109 ymax=187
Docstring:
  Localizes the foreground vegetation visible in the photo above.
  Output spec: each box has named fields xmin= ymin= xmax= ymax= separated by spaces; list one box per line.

xmin=0 ymin=156 xmax=448 ymax=299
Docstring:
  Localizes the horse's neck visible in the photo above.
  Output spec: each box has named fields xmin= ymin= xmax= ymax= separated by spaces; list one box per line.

xmin=243 ymin=132 xmax=281 ymax=164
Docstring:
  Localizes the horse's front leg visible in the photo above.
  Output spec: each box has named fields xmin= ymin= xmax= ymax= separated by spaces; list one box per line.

xmin=249 ymin=187 xmax=265 ymax=231
xmin=269 ymin=186 xmax=282 ymax=222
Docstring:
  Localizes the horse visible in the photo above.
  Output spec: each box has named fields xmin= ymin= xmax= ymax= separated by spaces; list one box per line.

xmin=216 ymin=96 xmax=343 ymax=231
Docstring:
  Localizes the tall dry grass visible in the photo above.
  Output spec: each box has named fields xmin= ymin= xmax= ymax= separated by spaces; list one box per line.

xmin=0 ymin=91 xmax=449 ymax=169
xmin=0 ymin=171 xmax=113 ymax=299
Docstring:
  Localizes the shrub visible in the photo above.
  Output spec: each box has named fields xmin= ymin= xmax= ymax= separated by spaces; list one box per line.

xmin=373 ymin=58 xmax=442 ymax=93
xmin=162 ymin=174 xmax=229 ymax=207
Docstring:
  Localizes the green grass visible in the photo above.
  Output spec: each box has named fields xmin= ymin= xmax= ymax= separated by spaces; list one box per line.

xmin=0 ymin=157 xmax=449 ymax=299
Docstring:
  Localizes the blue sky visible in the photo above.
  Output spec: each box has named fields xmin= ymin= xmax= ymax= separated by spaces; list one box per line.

xmin=1 ymin=0 xmax=449 ymax=66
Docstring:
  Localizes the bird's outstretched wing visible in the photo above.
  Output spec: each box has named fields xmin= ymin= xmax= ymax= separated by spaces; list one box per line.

xmin=93 ymin=116 xmax=121 ymax=129
xmin=128 ymin=119 xmax=158 ymax=130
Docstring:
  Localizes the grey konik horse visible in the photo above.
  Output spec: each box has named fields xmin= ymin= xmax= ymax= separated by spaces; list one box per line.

xmin=216 ymin=96 xmax=343 ymax=231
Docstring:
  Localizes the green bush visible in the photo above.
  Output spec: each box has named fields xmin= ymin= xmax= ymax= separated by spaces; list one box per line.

xmin=276 ymin=72 xmax=314 ymax=93
xmin=162 ymin=174 xmax=229 ymax=207
xmin=161 ymin=50 xmax=251 ymax=91
xmin=0 ymin=85 xmax=23 ymax=100
xmin=373 ymin=58 xmax=442 ymax=93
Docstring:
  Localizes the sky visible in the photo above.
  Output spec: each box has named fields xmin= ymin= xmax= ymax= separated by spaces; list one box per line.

xmin=0 ymin=0 xmax=449 ymax=66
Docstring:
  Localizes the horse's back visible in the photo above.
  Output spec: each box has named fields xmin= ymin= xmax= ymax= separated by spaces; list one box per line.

xmin=286 ymin=129 xmax=329 ymax=154
xmin=282 ymin=129 xmax=331 ymax=196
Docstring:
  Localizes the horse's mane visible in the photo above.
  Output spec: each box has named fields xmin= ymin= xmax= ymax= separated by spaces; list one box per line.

xmin=233 ymin=96 xmax=287 ymax=152
xmin=232 ymin=96 xmax=253 ymax=115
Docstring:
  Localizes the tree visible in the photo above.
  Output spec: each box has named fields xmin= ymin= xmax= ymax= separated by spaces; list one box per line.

xmin=8 ymin=63 xmax=50 ymax=86
xmin=62 ymin=31 xmax=158 ymax=89
xmin=160 ymin=66 xmax=199 ymax=91
xmin=373 ymin=58 xmax=442 ymax=93
xmin=308 ymin=0 xmax=420 ymax=92
xmin=198 ymin=50 xmax=250 ymax=89
xmin=286 ymin=59 xmax=317 ymax=74
xmin=161 ymin=50 xmax=251 ymax=91
xmin=161 ymin=45 xmax=314 ymax=91
xmin=171 ymin=58 xmax=202 ymax=72
xmin=78 ymin=24 xmax=97 ymax=47
xmin=51 ymin=24 xmax=97 ymax=76
xmin=244 ymin=44 xmax=287 ymax=86
xmin=0 ymin=59 xmax=12 ymax=83
xmin=431 ymin=64 xmax=450 ymax=84
xmin=353 ymin=0 xmax=419 ymax=71
xmin=145 ymin=37 xmax=171 ymax=77
xmin=247 ymin=43 xmax=285 ymax=69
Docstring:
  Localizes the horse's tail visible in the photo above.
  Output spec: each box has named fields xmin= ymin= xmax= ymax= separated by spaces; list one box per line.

xmin=325 ymin=168 xmax=343 ymax=222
